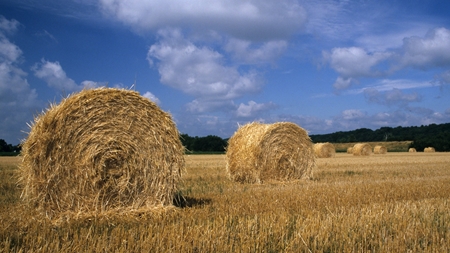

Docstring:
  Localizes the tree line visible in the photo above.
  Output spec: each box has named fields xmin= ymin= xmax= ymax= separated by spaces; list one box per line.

xmin=2 ymin=122 xmax=449 ymax=155
xmin=0 ymin=139 xmax=21 ymax=155
xmin=310 ymin=123 xmax=450 ymax=152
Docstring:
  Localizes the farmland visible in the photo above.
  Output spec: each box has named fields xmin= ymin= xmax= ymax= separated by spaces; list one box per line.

xmin=1 ymin=152 xmax=450 ymax=252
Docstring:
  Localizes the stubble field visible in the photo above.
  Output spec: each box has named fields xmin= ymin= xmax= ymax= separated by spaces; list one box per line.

xmin=1 ymin=152 xmax=449 ymax=252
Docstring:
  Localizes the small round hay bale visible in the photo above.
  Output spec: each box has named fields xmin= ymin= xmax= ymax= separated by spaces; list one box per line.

xmin=347 ymin=147 xmax=353 ymax=154
xmin=424 ymin=147 xmax=435 ymax=152
xmin=352 ymin=143 xmax=372 ymax=156
xmin=408 ymin=148 xmax=417 ymax=153
xmin=226 ymin=122 xmax=315 ymax=183
xmin=19 ymin=88 xmax=184 ymax=219
xmin=373 ymin=145 xmax=387 ymax=154
xmin=313 ymin=142 xmax=335 ymax=158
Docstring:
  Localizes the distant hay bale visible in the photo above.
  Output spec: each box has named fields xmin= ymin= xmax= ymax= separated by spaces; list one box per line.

xmin=347 ymin=147 xmax=353 ymax=154
xmin=373 ymin=145 xmax=387 ymax=154
xmin=408 ymin=148 xmax=417 ymax=153
xmin=424 ymin=147 xmax=435 ymax=152
xmin=226 ymin=122 xmax=315 ymax=183
xmin=313 ymin=142 xmax=335 ymax=158
xmin=352 ymin=143 xmax=372 ymax=156
xmin=19 ymin=88 xmax=184 ymax=219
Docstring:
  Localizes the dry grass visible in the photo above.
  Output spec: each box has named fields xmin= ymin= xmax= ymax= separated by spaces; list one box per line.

xmin=1 ymin=152 xmax=450 ymax=252
xmin=226 ymin=122 xmax=315 ymax=183
xmin=18 ymin=88 xmax=184 ymax=221
xmin=313 ymin=142 xmax=336 ymax=158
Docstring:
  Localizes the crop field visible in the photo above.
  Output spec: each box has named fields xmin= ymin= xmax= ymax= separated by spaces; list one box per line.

xmin=1 ymin=152 xmax=450 ymax=252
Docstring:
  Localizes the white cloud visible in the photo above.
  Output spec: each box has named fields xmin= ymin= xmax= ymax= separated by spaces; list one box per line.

xmin=400 ymin=27 xmax=450 ymax=69
xmin=326 ymin=47 xmax=391 ymax=77
xmin=224 ymin=39 xmax=288 ymax=64
xmin=0 ymin=34 xmax=23 ymax=63
xmin=32 ymin=59 xmax=79 ymax=92
xmin=99 ymin=0 xmax=306 ymax=40
xmin=0 ymin=15 xmax=20 ymax=34
xmin=0 ymin=17 xmax=40 ymax=144
xmin=235 ymin=100 xmax=276 ymax=118
xmin=148 ymin=29 xmax=264 ymax=111
xmin=142 ymin=91 xmax=161 ymax=105
xmin=323 ymin=47 xmax=391 ymax=89
xmin=341 ymin=109 xmax=367 ymax=120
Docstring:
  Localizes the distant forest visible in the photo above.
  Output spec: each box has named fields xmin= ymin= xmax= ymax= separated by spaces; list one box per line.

xmin=1 ymin=122 xmax=449 ymax=155
xmin=309 ymin=123 xmax=450 ymax=152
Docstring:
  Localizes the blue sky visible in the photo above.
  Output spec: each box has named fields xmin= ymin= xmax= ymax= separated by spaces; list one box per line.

xmin=1 ymin=0 xmax=450 ymax=144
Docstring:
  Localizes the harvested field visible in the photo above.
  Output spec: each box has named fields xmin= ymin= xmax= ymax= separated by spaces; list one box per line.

xmin=1 ymin=152 xmax=450 ymax=252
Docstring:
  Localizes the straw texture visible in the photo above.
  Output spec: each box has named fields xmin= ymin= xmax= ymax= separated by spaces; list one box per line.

xmin=313 ymin=143 xmax=335 ymax=158
xmin=226 ymin=122 xmax=315 ymax=183
xmin=408 ymin=148 xmax=417 ymax=152
xmin=373 ymin=145 xmax=387 ymax=154
xmin=19 ymin=88 xmax=184 ymax=219
xmin=424 ymin=147 xmax=435 ymax=152
xmin=352 ymin=143 xmax=372 ymax=156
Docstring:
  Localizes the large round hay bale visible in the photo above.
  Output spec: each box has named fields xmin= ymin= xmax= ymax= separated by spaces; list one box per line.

xmin=346 ymin=147 xmax=353 ymax=154
xmin=373 ymin=145 xmax=387 ymax=154
xmin=313 ymin=142 xmax=335 ymax=158
xmin=352 ymin=143 xmax=372 ymax=156
xmin=19 ymin=88 xmax=184 ymax=219
xmin=226 ymin=122 xmax=315 ymax=183
xmin=424 ymin=147 xmax=435 ymax=152
xmin=408 ymin=148 xmax=417 ymax=153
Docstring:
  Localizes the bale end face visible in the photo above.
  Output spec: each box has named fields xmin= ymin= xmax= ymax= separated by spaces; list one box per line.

xmin=19 ymin=88 xmax=185 ymax=219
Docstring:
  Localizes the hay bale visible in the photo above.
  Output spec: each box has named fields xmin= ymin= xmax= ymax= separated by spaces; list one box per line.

xmin=408 ymin=148 xmax=417 ymax=153
xmin=19 ymin=88 xmax=184 ymax=219
xmin=226 ymin=122 xmax=315 ymax=183
xmin=352 ymin=143 xmax=372 ymax=156
xmin=313 ymin=142 xmax=335 ymax=158
xmin=347 ymin=147 xmax=353 ymax=154
xmin=373 ymin=145 xmax=387 ymax=154
xmin=424 ymin=147 xmax=435 ymax=152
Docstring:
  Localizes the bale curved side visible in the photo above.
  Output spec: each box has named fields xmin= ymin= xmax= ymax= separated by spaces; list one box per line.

xmin=313 ymin=143 xmax=336 ymax=158
xmin=352 ymin=143 xmax=372 ymax=156
xmin=226 ymin=122 xmax=315 ymax=183
xmin=424 ymin=147 xmax=435 ymax=152
xmin=347 ymin=147 xmax=353 ymax=154
xmin=408 ymin=148 xmax=417 ymax=152
xmin=19 ymin=88 xmax=184 ymax=219
xmin=373 ymin=145 xmax=387 ymax=154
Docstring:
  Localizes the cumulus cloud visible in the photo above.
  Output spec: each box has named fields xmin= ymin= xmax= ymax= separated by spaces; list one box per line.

xmin=0 ymin=16 xmax=20 ymax=34
xmin=148 ymin=29 xmax=264 ymax=112
xmin=235 ymin=100 xmax=277 ymax=118
xmin=99 ymin=0 xmax=306 ymax=40
xmin=32 ymin=59 xmax=103 ymax=92
xmin=142 ymin=91 xmax=161 ymax=105
xmin=323 ymin=47 xmax=391 ymax=89
xmin=399 ymin=27 xmax=450 ymax=69
xmin=0 ymin=17 xmax=40 ymax=144
xmin=32 ymin=59 xmax=79 ymax=91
